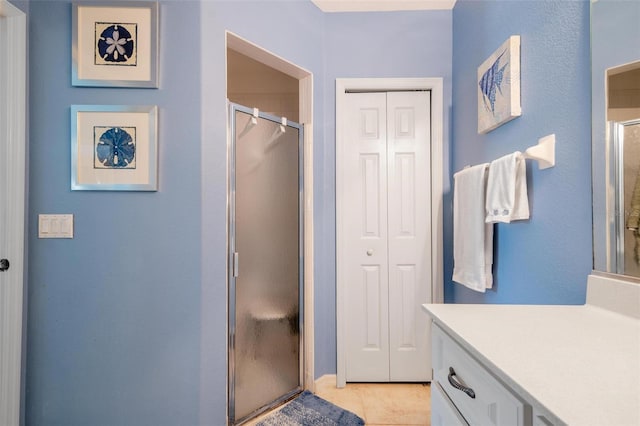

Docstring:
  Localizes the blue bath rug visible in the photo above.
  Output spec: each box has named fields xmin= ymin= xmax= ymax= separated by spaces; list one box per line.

xmin=256 ymin=390 xmax=365 ymax=425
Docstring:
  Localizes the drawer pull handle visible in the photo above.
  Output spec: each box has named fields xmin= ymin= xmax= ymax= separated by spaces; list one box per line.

xmin=448 ymin=367 xmax=476 ymax=399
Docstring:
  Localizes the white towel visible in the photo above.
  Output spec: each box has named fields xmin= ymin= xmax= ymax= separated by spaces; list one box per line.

xmin=452 ymin=164 xmax=494 ymax=292
xmin=485 ymin=152 xmax=529 ymax=223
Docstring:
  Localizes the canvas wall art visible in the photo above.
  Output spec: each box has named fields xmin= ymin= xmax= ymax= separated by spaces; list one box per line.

xmin=71 ymin=105 xmax=158 ymax=191
xmin=72 ymin=2 xmax=158 ymax=88
xmin=477 ymin=35 xmax=521 ymax=134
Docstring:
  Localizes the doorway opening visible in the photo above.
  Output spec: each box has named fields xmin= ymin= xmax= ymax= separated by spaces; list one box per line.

xmin=0 ymin=1 xmax=27 ymax=424
xmin=225 ymin=32 xmax=314 ymax=425
xmin=335 ymin=78 xmax=444 ymax=388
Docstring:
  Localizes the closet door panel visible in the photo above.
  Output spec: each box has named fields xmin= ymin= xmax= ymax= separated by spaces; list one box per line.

xmin=341 ymin=90 xmax=432 ymax=383
xmin=387 ymin=91 xmax=432 ymax=381
xmin=344 ymin=92 xmax=390 ymax=381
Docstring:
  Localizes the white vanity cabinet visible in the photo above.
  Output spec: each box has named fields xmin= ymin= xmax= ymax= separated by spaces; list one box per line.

xmin=532 ymin=408 xmax=561 ymax=426
xmin=431 ymin=324 xmax=528 ymax=426
xmin=423 ymin=276 xmax=640 ymax=426
xmin=431 ymin=381 xmax=468 ymax=426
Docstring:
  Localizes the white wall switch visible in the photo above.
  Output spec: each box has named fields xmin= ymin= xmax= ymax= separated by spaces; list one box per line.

xmin=39 ymin=214 xmax=73 ymax=238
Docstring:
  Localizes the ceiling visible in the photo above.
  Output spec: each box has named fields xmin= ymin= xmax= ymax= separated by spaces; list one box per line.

xmin=311 ymin=0 xmax=457 ymax=12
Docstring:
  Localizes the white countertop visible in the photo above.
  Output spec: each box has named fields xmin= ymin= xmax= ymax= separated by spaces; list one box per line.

xmin=422 ymin=303 xmax=640 ymax=426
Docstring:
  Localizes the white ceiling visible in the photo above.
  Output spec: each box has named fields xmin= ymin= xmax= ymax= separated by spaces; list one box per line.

xmin=311 ymin=0 xmax=457 ymax=12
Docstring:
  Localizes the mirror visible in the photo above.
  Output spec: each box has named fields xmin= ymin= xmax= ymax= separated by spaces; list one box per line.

xmin=592 ymin=0 xmax=640 ymax=279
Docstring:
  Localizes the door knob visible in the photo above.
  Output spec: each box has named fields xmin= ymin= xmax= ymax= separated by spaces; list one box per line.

xmin=366 ymin=249 xmax=374 ymax=256
xmin=0 ymin=259 xmax=9 ymax=271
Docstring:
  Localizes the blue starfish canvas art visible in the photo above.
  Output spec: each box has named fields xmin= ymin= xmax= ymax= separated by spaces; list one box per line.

xmin=72 ymin=3 xmax=158 ymax=87
xmin=97 ymin=24 xmax=136 ymax=64
xmin=71 ymin=105 xmax=157 ymax=191
xmin=94 ymin=126 xmax=137 ymax=169
xmin=94 ymin=22 xmax=138 ymax=66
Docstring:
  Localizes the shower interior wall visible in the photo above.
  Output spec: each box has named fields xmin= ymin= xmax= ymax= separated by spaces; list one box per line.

xmin=227 ymin=49 xmax=300 ymax=122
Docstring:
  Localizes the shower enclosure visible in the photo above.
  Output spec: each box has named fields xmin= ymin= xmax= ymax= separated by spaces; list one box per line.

xmin=228 ymin=103 xmax=303 ymax=425
xmin=609 ymin=119 xmax=640 ymax=277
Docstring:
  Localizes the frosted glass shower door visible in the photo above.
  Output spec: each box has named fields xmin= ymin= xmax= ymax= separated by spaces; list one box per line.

xmin=229 ymin=104 xmax=303 ymax=425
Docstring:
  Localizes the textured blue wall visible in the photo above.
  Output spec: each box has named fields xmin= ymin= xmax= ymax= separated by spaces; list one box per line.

xmin=24 ymin=0 xmax=592 ymax=423
xmin=25 ymin=1 xmax=325 ymax=425
xmin=198 ymin=1 xmax=325 ymax=424
xmin=318 ymin=10 xmax=453 ymax=377
xmin=27 ymin=1 xmax=203 ymax=425
xmin=448 ymin=0 xmax=592 ymax=304
xmin=25 ymin=2 xmax=452 ymax=421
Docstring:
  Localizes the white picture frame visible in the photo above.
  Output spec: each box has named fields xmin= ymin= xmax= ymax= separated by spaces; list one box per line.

xmin=477 ymin=35 xmax=521 ymax=134
xmin=72 ymin=2 xmax=158 ymax=88
xmin=71 ymin=105 xmax=158 ymax=191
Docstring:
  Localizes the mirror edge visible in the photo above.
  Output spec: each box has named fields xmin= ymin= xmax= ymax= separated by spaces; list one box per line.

xmin=591 ymin=0 xmax=640 ymax=281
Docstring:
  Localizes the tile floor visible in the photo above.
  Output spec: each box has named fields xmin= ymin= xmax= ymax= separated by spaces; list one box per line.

xmin=246 ymin=378 xmax=431 ymax=426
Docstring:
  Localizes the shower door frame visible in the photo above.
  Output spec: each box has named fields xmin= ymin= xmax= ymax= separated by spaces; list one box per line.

xmin=608 ymin=119 xmax=640 ymax=275
xmin=227 ymin=102 xmax=305 ymax=425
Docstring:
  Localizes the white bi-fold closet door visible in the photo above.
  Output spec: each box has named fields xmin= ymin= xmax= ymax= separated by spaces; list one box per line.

xmin=341 ymin=91 xmax=432 ymax=382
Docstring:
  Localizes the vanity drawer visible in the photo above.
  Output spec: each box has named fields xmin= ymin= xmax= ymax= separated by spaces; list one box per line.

xmin=433 ymin=324 xmax=526 ymax=426
xmin=432 ymin=381 xmax=469 ymax=426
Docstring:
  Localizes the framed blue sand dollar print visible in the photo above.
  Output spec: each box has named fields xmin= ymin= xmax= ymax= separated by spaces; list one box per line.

xmin=477 ymin=35 xmax=521 ymax=134
xmin=71 ymin=105 xmax=158 ymax=191
xmin=72 ymin=2 xmax=158 ymax=88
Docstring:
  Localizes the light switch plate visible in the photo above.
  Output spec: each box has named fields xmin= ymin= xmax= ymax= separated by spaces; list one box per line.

xmin=39 ymin=214 xmax=74 ymax=238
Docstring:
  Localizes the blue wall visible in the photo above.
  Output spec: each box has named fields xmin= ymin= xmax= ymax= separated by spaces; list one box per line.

xmin=198 ymin=1 xmax=326 ymax=424
xmin=22 ymin=0 xmax=594 ymax=423
xmin=27 ymin=1 xmax=204 ymax=424
xmin=447 ymin=0 xmax=592 ymax=304
xmin=24 ymin=0 xmax=326 ymax=425
xmin=23 ymin=0 xmax=452 ymax=424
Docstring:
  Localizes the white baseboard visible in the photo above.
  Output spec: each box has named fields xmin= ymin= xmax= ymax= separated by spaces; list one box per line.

xmin=314 ymin=374 xmax=337 ymax=393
